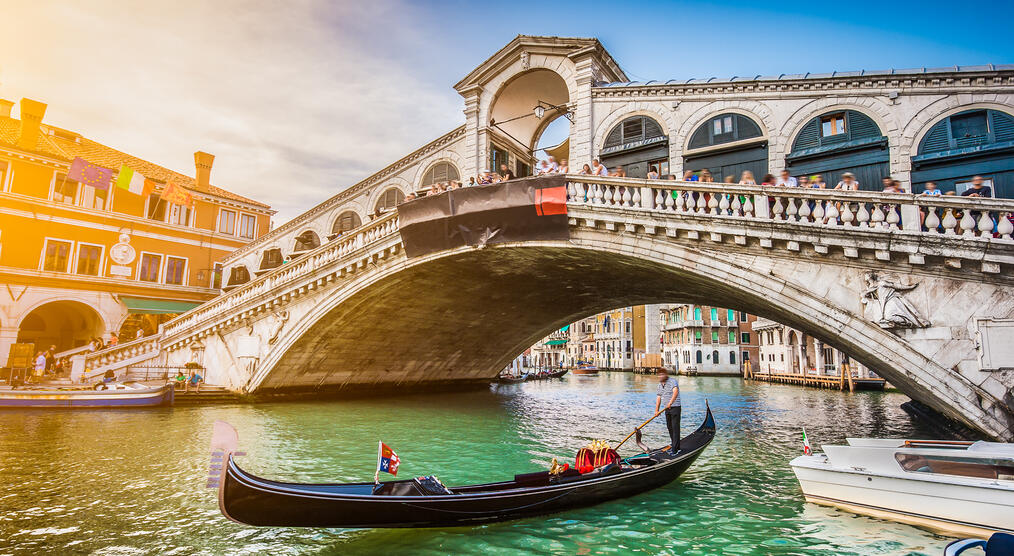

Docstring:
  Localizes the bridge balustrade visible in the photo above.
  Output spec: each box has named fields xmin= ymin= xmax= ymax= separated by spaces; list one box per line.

xmin=565 ymin=176 xmax=1014 ymax=240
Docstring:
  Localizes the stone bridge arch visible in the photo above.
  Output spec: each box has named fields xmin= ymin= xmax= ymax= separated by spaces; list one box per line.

xmin=241 ymin=227 xmax=1012 ymax=440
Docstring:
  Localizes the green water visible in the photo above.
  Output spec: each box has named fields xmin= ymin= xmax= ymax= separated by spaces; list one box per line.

xmin=0 ymin=374 xmax=952 ymax=555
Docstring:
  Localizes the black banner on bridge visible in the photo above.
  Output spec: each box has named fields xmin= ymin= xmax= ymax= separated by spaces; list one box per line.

xmin=398 ymin=175 xmax=569 ymax=258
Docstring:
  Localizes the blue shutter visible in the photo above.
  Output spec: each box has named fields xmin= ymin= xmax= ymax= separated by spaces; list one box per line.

xmin=847 ymin=111 xmax=881 ymax=140
xmin=792 ymin=119 xmax=821 ymax=151
xmin=992 ymin=110 xmax=1014 ymax=143
xmin=919 ymin=120 xmax=951 ymax=154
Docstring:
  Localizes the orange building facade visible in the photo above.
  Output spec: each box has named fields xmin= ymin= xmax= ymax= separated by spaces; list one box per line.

xmin=0 ymin=98 xmax=274 ymax=366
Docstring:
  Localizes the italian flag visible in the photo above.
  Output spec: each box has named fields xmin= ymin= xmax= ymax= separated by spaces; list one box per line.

xmin=802 ymin=428 xmax=812 ymax=456
xmin=116 ymin=164 xmax=151 ymax=195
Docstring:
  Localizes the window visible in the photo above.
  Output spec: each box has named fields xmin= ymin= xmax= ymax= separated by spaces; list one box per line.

xmin=0 ymin=161 xmax=7 ymax=191
xmin=42 ymin=239 xmax=72 ymax=272
xmin=603 ymin=116 xmax=666 ymax=150
xmin=696 ymin=351 xmax=703 ymax=364
xmin=729 ymin=331 xmax=736 ymax=344
xmin=693 ymin=307 xmax=702 ymax=320
xmin=260 ymin=248 xmax=283 ymax=270
xmin=52 ymin=174 xmax=79 ymax=205
xmin=76 ymin=244 xmax=102 ymax=276
xmin=421 ymin=162 xmax=460 ymax=187
xmin=145 ymin=193 xmax=166 ymax=221
xmin=742 ymin=351 xmax=750 ymax=362
xmin=218 ymin=209 xmax=236 ymax=235
xmin=694 ymin=330 xmax=702 ymax=343
xmin=710 ymin=308 xmax=718 ymax=321
xmin=727 ymin=309 xmax=735 ymax=321
xmin=625 ymin=320 xmax=631 ymax=333
xmin=239 ymin=214 xmax=257 ymax=239
xmin=895 ymin=453 xmax=1014 ymax=480
xmin=294 ymin=231 xmax=319 ymax=252
xmin=138 ymin=253 xmax=162 ymax=282
xmin=647 ymin=157 xmax=669 ymax=177
xmin=374 ymin=188 xmax=404 ymax=213
xmin=740 ymin=312 xmax=747 ymax=322
xmin=730 ymin=351 xmax=736 ymax=365
xmin=165 ymin=256 xmax=186 ymax=285
xmin=741 ymin=332 xmax=751 ymax=344
xmin=821 ymin=113 xmax=846 ymax=137
xmin=168 ymin=204 xmax=192 ymax=226
xmin=213 ymin=263 xmax=223 ymax=289
xmin=950 ymin=110 xmax=989 ymax=141
xmin=711 ymin=330 xmax=719 ymax=343
xmin=227 ymin=266 xmax=250 ymax=286
xmin=332 ymin=211 xmax=362 ymax=236
xmin=688 ymin=114 xmax=763 ymax=149
xmin=79 ymin=185 xmax=108 ymax=210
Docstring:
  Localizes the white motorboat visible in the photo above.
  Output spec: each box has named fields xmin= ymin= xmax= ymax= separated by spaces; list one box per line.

xmin=790 ymin=438 xmax=1014 ymax=539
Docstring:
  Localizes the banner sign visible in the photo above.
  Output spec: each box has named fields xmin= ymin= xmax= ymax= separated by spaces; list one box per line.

xmin=398 ymin=175 xmax=569 ymax=258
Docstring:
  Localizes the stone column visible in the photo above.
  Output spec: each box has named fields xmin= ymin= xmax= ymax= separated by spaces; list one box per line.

xmin=797 ymin=341 xmax=807 ymax=374
xmin=460 ymin=88 xmax=482 ymax=179
xmin=569 ymin=56 xmax=595 ymax=166
xmin=815 ymin=340 xmax=825 ymax=375
xmin=0 ymin=326 xmax=19 ymax=368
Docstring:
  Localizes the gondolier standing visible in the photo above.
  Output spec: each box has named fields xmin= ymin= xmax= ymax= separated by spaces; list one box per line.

xmin=655 ymin=368 xmax=681 ymax=455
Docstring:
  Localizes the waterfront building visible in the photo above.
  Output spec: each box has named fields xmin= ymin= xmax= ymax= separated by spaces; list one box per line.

xmin=753 ymin=318 xmax=874 ymax=378
xmin=0 ymin=98 xmax=273 ymax=365
xmin=594 ymin=307 xmax=635 ymax=370
xmin=659 ymin=304 xmax=754 ymax=375
xmin=529 ymin=326 xmax=568 ymax=368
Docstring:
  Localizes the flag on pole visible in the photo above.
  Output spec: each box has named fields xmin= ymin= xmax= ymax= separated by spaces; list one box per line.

xmin=802 ymin=428 xmax=812 ymax=456
xmin=374 ymin=441 xmax=401 ymax=483
xmin=115 ymin=164 xmax=152 ymax=196
xmin=160 ymin=181 xmax=196 ymax=208
xmin=68 ymin=157 xmax=114 ymax=190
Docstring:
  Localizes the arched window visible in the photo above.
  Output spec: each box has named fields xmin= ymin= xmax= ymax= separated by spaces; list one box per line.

xmin=696 ymin=350 xmax=703 ymax=364
xmin=375 ymin=188 xmax=404 ymax=213
xmin=421 ymin=162 xmax=460 ymax=188
xmin=693 ymin=307 xmax=702 ymax=320
xmin=790 ymin=110 xmax=883 ymax=152
xmin=918 ymin=109 xmax=1014 ymax=154
xmin=688 ymin=113 xmax=763 ymax=149
xmin=712 ymin=350 xmax=720 ymax=363
xmin=913 ymin=109 xmax=1014 ymax=197
xmin=293 ymin=231 xmax=320 ymax=252
xmin=227 ymin=266 xmax=250 ymax=286
xmin=730 ymin=351 xmax=736 ymax=365
xmin=604 ymin=116 xmax=665 ymax=150
xmin=332 ymin=211 xmax=362 ymax=236
xmin=259 ymin=248 xmax=283 ymax=270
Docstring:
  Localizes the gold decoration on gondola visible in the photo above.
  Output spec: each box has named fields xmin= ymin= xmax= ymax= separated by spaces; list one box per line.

xmin=549 ymin=458 xmax=566 ymax=475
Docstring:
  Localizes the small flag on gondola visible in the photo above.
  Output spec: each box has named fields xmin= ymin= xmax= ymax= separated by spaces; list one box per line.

xmin=375 ymin=441 xmax=400 ymax=482
xmin=802 ymin=428 xmax=812 ymax=456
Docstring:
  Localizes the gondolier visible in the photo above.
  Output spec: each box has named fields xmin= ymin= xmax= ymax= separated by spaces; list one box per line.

xmin=655 ymin=368 xmax=681 ymax=455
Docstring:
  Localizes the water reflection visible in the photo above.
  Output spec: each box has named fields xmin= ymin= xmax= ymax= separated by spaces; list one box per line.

xmin=0 ymin=375 xmax=949 ymax=555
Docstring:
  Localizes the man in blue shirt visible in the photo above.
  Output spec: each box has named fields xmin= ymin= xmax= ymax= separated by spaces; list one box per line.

xmin=655 ymin=368 xmax=681 ymax=455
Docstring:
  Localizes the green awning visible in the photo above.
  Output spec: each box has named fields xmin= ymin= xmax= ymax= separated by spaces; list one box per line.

xmin=121 ymin=297 xmax=202 ymax=315
xmin=559 ymin=324 xmax=570 ymax=332
xmin=544 ymin=339 xmax=568 ymax=346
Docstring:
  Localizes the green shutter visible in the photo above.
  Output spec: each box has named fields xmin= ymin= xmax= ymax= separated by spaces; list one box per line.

xmin=992 ymin=110 xmax=1014 ymax=143
xmin=792 ymin=119 xmax=821 ymax=151
xmin=919 ymin=119 xmax=951 ymax=154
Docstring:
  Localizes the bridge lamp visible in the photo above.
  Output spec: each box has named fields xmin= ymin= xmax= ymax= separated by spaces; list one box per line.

xmin=534 ymin=105 xmax=546 ymax=119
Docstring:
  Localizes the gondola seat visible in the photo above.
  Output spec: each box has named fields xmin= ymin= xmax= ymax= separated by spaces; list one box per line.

xmin=372 ymin=476 xmax=454 ymax=496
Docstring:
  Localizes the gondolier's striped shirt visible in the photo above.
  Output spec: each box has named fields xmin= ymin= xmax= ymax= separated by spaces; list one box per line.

xmin=657 ymin=377 xmax=681 ymax=407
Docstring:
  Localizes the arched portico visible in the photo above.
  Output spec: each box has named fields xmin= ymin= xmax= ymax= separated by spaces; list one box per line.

xmin=15 ymin=299 xmax=107 ymax=353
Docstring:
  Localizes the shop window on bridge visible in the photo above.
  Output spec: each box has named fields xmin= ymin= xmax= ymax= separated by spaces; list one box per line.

xmin=332 ymin=211 xmax=362 ymax=237
xmin=787 ymin=109 xmax=888 ymax=192
xmin=293 ymin=231 xmax=320 ymax=253
xmin=685 ymin=113 xmax=766 ymax=184
xmin=227 ymin=266 xmax=250 ymax=287
xmin=913 ymin=109 xmax=1014 ymax=197
xmin=260 ymin=248 xmax=283 ymax=270
xmin=374 ymin=188 xmax=404 ymax=215
xmin=600 ymin=115 xmax=668 ymax=178
xmin=421 ymin=162 xmax=460 ymax=188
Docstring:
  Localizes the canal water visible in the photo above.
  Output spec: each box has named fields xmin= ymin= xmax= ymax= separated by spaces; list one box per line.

xmin=1 ymin=374 xmax=952 ymax=555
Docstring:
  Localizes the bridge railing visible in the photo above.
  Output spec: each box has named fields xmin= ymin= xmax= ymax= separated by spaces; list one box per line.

xmin=71 ymin=335 xmax=163 ymax=383
xmin=565 ymin=176 xmax=1014 ymax=240
xmin=161 ymin=212 xmax=401 ymax=340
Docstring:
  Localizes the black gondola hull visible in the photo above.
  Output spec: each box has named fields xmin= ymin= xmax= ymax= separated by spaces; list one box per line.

xmin=217 ymin=406 xmax=715 ymax=528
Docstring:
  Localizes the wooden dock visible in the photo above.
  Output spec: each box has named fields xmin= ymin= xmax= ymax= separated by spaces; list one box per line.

xmin=743 ymin=362 xmax=885 ymax=392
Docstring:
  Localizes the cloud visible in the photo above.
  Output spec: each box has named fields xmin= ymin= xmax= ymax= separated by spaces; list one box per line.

xmin=0 ymin=0 xmax=464 ymax=222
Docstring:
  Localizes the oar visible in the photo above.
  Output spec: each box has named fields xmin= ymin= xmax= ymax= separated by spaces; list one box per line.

xmin=614 ymin=410 xmax=664 ymax=451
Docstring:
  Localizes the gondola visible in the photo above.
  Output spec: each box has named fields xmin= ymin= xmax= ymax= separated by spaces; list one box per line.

xmin=207 ymin=404 xmax=716 ymax=528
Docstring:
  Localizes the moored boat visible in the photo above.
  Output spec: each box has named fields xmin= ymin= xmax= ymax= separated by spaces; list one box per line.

xmin=208 ymin=405 xmax=716 ymax=528
xmin=790 ymin=437 xmax=1014 ymax=538
xmin=0 ymin=383 xmax=174 ymax=408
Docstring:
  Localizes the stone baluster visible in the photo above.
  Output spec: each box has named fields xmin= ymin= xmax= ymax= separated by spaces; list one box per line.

xmin=886 ymin=204 xmax=901 ymax=230
xmin=798 ymin=197 xmax=811 ymax=223
xmin=871 ymin=204 xmax=886 ymax=229
xmin=707 ymin=192 xmax=719 ymax=215
xmin=719 ymin=194 xmax=730 ymax=215
xmin=603 ymin=185 xmax=614 ymax=206
xmin=812 ymin=200 xmax=825 ymax=224
xmin=977 ymin=211 xmax=995 ymax=238
xmin=654 ymin=188 xmax=665 ymax=211
xmin=665 ymin=189 xmax=677 ymax=211
xmin=593 ymin=183 xmax=604 ymax=205
xmin=566 ymin=181 xmax=576 ymax=202
xmin=785 ymin=197 xmax=798 ymax=222
xmin=856 ymin=203 xmax=870 ymax=228
xmin=998 ymin=213 xmax=1013 ymax=240
xmin=730 ymin=194 xmax=742 ymax=216
xmin=622 ymin=186 xmax=633 ymax=207
xmin=826 ymin=201 xmax=841 ymax=226
xmin=942 ymin=209 xmax=958 ymax=235
xmin=674 ymin=190 xmax=686 ymax=213
xmin=771 ymin=196 xmax=784 ymax=220
xmin=959 ymin=210 xmax=976 ymax=238
xmin=744 ymin=195 xmax=758 ymax=218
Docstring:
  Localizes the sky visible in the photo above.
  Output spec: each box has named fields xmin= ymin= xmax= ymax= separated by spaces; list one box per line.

xmin=2 ymin=0 xmax=1012 ymax=224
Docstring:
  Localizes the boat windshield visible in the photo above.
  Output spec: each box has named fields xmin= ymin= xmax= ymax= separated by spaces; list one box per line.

xmin=896 ymin=453 xmax=1014 ymax=481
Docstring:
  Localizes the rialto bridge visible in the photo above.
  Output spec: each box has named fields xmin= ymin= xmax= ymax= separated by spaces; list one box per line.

xmin=72 ymin=37 xmax=1014 ymax=440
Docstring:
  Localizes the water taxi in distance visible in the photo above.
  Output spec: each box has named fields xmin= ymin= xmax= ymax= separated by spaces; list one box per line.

xmin=790 ymin=438 xmax=1014 ymax=539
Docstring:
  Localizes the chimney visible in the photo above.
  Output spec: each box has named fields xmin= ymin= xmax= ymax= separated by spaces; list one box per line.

xmin=194 ymin=151 xmax=215 ymax=188
xmin=16 ymin=98 xmax=47 ymax=150
xmin=0 ymin=99 xmax=14 ymax=118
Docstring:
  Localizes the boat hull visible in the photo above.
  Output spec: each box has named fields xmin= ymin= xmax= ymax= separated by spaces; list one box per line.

xmin=791 ymin=456 xmax=1014 ymax=538
xmin=217 ymin=407 xmax=715 ymax=528
xmin=0 ymin=385 xmax=174 ymax=408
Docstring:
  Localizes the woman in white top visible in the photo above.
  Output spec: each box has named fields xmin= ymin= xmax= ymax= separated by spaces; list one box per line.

xmin=738 ymin=170 xmax=756 ymax=185
xmin=557 ymin=159 xmax=569 ymax=174
xmin=834 ymin=172 xmax=859 ymax=190
xmin=646 ymin=165 xmax=660 ymax=180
